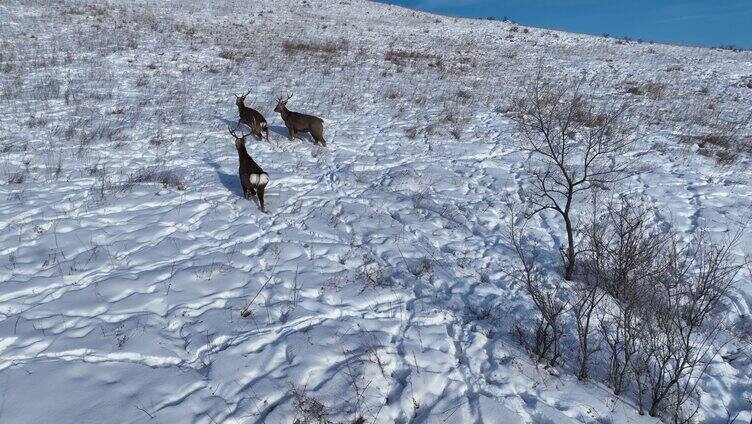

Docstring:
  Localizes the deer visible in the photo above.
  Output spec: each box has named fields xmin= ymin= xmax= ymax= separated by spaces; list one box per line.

xmin=274 ymin=94 xmax=327 ymax=146
xmin=228 ymin=124 xmax=269 ymax=212
xmin=235 ymin=90 xmax=269 ymax=141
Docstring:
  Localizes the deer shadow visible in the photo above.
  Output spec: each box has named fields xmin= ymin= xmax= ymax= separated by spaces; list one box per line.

xmin=269 ymin=125 xmax=289 ymax=137
xmin=269 ymin=124 xmax=317 ymax=144
xmin=214 ymin=115 xmax=253 ymax=132
xmin=204 ymin=158 xmax=243 ymax=198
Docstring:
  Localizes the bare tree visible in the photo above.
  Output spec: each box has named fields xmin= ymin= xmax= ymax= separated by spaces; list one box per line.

xmin=513 ymin=67 xmax=635 ymax=280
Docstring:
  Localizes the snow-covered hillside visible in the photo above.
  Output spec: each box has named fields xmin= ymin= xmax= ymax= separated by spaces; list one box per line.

xmin=1 ymin=0 xmax=751 ymax=423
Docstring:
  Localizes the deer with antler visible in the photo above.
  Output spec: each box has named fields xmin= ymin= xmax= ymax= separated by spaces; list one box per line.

xmin=228 ymin=124 xmax=269 ymax=212
xmin=235 ymin=90 xmax=269 ymax=141
xmin=274 ymin=94 xmax=327 ymax=146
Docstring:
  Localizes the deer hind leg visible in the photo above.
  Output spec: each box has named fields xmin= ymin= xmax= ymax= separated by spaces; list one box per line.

xmin=314 ymin=126 xmax=326 ymax=146
xmin=240 ymin=174 xmax=253 ymax=199
xmin=242 ymin=184 xmax=255 ymax=199
xmin=256 ymin=185 xmax=266 ymax=212
xmin=254 ymin=173 xmax=269 ymax=212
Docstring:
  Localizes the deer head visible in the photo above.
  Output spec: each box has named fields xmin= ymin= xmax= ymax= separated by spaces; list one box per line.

xmin=235 ymin=89 xmax=252 ymax=108
xmin=228 ymin=125 xmax=252 ymax=150
xmin=274 ymin=94 xmax=293 ymax=113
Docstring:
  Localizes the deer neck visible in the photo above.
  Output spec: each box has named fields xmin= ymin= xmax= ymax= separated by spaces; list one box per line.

xmin=279 ymin=107 xmax=290 ymax=120
xmin=236 ymin=142 xmax=250 ymax=160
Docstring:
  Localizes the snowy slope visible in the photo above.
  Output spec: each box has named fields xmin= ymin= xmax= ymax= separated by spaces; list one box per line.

xmin=0 ymin=0 xmax=751 ymax=423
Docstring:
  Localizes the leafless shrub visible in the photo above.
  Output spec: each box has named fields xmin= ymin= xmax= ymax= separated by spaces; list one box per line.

xmin=218 ymin=49 xmax=247 ymax=63
xmin=385 ymin=89 xmax=401 ymax=100
xmin=127 ymin=167 xmax=186 ymax=191
xmin=91 ymin=164 xmax=114 ymax=200
xmin=290 ymin=384 xmax=331 ymax=424
xmin=443 ymin=100 xmax=470 ymax=141
xmin=411 ymin=256 xmax=433 ymax=277
xmin=404 ymin=125 xmax=419 ymax=139
xmin=506 ymin=213 xmax=567 ymax=365
xmin=62 ymin=3 xmax=108 ymax=17
xmin=639 ymin=230 xmax=742 ymax=421
xmin=148 ymin=131 xmax=175 ymax=147
xmin=570 ymin=219 xmax=608 ymax=380
xmin=134 ymin=74 xmax=149 ymax=87
xmin=58 ymin=115 xmax=88 ymax=142
xmin=29 ymin=78 xmax=62 ymax=100
xmin=360 ymin=262 xmax=386 ymax=290
xmin=340 ymin=346 xmax=377 ymax=424
xmin=1 ymin=140 xmax=15 ymax=153
xmin=680 ymin=108 xmax=751 ymax=164
xmin=450 ymin=126 xmax=462 ymax=141
xmin=86 ymin=162 xmax=107 ymax=178
xmin=26 ymin=115 xmax=48 ymax=128
xmin=513 ymin=67 xmax=635 ymax=280
xmin=0 ymin=75 xmax=23 ymax=99
xmin=455 ymin=89 xmax=472 ymax=104
xmin=75 ymin=120 xmax=128 ymax=152
xmin=44 ymin=151 xmax=63 ymax=179
xmin=587 ymin=196 xmax=745 ymax=421
xmin=173 ymin=21 xmax=197 ymax=37
xmin=0 ymin=46 xmax=18 ymax=73
xmin=7 ymin=172 xmax=25 ymax=185
xmin=624 ymin=81 xmax=665 ymax=99
xmin=587 ymin=197 xmax=668 ymax=396
xmin=384 ymin=48 xmax=439 ymax=66
xmin=586 ymin=197 xmax=667 ymax=302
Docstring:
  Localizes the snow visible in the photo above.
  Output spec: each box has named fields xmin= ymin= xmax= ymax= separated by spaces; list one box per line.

xmin=0 ymin=0 xmax=751 ymax=422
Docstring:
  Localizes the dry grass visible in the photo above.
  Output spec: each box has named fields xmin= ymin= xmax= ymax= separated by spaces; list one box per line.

xmin=127 ymin=167 xmax=186 ymax=191
xmin=384 ymin=48 xmax=441 ymax=67
xmin=624 ymin=81 xmax=665 ymax=99
xmin=282 ymin=39 xmax=350 ymax=61
xmin=218 ymin=49 xmax=248 ymax=63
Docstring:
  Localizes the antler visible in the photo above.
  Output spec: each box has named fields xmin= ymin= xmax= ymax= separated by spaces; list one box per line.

xmin=278 ymin=93 xmax=293 ymax=102
xmin=228 ymin=124 xmax=252 ymax=140
xmin=236 ymin=89 xmax=252 ymax=98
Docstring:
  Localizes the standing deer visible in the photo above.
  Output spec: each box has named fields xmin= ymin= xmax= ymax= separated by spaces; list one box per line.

xmin=274 ymin=94 xmax=326 ymax=146
xmin=235 ymin=90 xmax=269 ymax=141
xmin=228 ymin=125 xmax=269 ymax=212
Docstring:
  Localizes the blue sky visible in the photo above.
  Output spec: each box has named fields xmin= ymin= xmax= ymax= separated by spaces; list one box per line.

xmin=376 ymin=0 xmax=752 ymax=48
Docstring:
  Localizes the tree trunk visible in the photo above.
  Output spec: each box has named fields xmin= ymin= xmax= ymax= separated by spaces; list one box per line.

xmin=563 ymin=212 xmax=576 ymax=280
xmin=577 ymin=356 xmax=588 ymax=380
xmin=577 ymin=336 xmax=589 ymax=380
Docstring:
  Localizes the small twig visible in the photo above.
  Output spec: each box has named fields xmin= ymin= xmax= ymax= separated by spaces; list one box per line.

xmin=240 ymin=258 xmax=279 ymax=317
xmin=135 ymin=405 xmax=154 ymax=419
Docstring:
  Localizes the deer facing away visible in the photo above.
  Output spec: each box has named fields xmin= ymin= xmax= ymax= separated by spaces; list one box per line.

xmin=235 ymin=90 xmax=269 ymax=141
xmin=228 ymin=125 xmax=269 ymax=212
xmin=274 ymin=94 xmax=326 ymax=146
